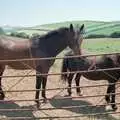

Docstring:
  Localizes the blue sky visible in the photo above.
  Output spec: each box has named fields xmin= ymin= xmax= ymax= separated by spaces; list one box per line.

xmin=0 ymin=0 xmax=120 ymax=26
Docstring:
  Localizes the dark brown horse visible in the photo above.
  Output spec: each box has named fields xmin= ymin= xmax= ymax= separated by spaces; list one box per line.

xmin=61 ymin=51 xmax=120 ymax=111
xmin=0 ymin=24 xmax=85 ymax=107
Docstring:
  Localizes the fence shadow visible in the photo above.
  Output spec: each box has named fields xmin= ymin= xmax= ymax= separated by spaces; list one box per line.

xmin=50 ymin=95 xmax=118 ymax=120
xmin=0 ymin=101 xmax=35 ymax=119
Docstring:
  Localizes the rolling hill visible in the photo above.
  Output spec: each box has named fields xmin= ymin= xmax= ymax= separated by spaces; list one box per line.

xmin=2 ymin=20 xmax=120 ymax=36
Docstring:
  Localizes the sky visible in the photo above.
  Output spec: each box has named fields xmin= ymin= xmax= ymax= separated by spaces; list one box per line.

xmin=0 ymin=0 xmax=120 ymax=26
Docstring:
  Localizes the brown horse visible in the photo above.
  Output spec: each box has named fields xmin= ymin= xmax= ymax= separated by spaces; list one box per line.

xmin=0 ymin=24 xmax=85 ymax=107
xmin=61 ymin=51 xmax=120 ymax=111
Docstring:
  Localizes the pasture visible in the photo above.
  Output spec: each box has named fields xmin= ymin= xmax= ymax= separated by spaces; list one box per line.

xmin=3 ymin=20 xmax=120 ymax=36
xmin=83 ymin=38 xmax=120 ymax=54
xmin=0 ymin=37 xmax=120 ymax=120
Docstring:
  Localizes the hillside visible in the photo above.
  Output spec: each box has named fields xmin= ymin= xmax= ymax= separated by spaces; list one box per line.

xmin=2 ymin=20 xmax=120 ymax=36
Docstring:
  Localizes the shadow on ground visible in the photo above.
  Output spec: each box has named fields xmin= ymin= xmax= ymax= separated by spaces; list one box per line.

xmin=50 ymin=95 xmax=119 ymax=120
xmin=0 ymin=101 xmax=35 ymax=119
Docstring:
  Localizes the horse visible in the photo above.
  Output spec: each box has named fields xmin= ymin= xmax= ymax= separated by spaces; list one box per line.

xmin=61 ymin=51 xmax=120 ymax=111
xmin=0 ymin=24 xmax=85 ymax=108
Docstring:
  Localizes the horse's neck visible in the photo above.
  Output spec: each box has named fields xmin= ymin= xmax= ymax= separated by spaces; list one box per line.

xmin=46 ymin=38 xmax=67 ymax=57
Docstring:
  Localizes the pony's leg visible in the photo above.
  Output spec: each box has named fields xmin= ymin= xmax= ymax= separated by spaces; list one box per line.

xmin=75 ymin=73 xmax=81 ymax=96
xmin=110 ymin=83 xmax=117 ymax=110
xmin=0 ymin=65 xmax=5 ymax=100
xmin=105 ymin=82 xmax=117 ymax=111
xmin=67 ymin=73 xmax=74 ymax=96
xmin=41 ymin=77 xmax=47 ymax=103
xmin=35 ymin=75 xmax=42 ymax=108
xmin=105 ymin=85 xmax=111 ymax=105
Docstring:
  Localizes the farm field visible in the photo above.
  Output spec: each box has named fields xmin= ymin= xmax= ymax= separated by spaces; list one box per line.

xmin=83 ymin=38 xmax=120 ymax=54
xmin=0 ymin=38 xmax=120 ymax=119
xmin=1 ymin=0 xmax=120 ymax=119
xmin=2 ymin=20 xmax=120 ymax=36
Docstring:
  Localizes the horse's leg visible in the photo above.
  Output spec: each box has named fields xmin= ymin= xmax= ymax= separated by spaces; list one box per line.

xmin=67 ymin=73 xmax=74 ymax=96
xmin=0 ymin=65 xmax=5 ymax=100
xmin=105 ymin=82 xmax=117 ymax=111
xmin=110 ymin=82 xmax=117 ymax=110
xmin=41 ymin=76 xmax=47 ymax=103
xmin=75 ymin=73 xmax=81 ymax=96
xmin=105 ymin=85 xmax=111 ymax=105
xmin=35 ymin=75 xmax=42 ymax=108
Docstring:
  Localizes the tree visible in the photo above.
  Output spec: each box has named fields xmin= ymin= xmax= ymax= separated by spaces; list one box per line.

xmin=110 ymin=32 xmax=120 ymax=38
xmin=31 ymin=33 xmax=40 ymax=37
xmin=10 ymin=32 xmax=18 ymax=37
xmin=86 ymin=34 xmax=107 ymax=39
xmin=10 ymin=32 xmax=29 ymax=38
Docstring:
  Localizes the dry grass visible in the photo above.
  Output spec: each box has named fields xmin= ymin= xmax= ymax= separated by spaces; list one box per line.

xmin=0 ymin=54 xmax=120 ymax=120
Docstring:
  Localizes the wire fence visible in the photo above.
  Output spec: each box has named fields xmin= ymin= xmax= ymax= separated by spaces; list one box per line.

xmin=1 ymin=111 xmax=120 ymax=120
xmin=0 ymin=52 xmax=120 ymax=119
xmin=1 ymin=23 xmax=120 ymax=119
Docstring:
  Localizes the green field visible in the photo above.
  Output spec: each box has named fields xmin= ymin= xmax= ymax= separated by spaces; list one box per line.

xmin=81 ymin=38 xmax=120 ymax=54
xmin=22 ymin=21 xmax=120 ymax=36
xmin=62 ymin=38 xmax=120 ymax=56
xmin=3 ymin=20 xmax=120 ymax=36
xmin=2 ymin=21 xmax=120 ymax=54
xmin=52 ymin=37 xmax=120 ymax=70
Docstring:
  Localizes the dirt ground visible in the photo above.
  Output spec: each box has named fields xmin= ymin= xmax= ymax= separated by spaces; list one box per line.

xmin=0 ymin=59 xmax=120 ymax=120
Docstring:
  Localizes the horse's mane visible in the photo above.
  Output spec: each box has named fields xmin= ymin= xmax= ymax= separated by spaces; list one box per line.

xmin=32 ymin=27 xmax=68 ymax=41
xmin=44 ymin=27 xmax=68 ymax=38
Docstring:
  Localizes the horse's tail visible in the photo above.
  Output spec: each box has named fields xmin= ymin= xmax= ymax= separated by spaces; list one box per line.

xmin=61 ymin=58 xmax=68 ymax=82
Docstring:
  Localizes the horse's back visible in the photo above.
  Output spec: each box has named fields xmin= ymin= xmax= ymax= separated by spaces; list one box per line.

xmin=0 ymin=36 xmax=32 ymax=59
xmin=0 ymin=36 xmax=54 ymax=71
xmin=0 ymin=35 xmax=31 ymax=51
xmin=0 ymin=36 xmax=34 ymax=69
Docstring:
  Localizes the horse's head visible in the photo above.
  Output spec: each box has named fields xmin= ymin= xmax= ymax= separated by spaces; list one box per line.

xmin=67 ymin=24 xmax=85 ymax=55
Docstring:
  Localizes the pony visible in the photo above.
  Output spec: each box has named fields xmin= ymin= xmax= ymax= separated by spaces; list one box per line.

xmin=0 ymin=24 xmax=85 ymax=107
xmin=61 ymin=51 xmax=120 ymax=111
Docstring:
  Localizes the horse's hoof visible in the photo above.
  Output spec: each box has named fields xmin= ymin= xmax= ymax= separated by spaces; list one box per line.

xmin=0 ymin=93 xmax=5 ymax=100
xmin=35 ymin=100 xmax=40 ymax=109
xmin=68 ymin=93 xmax=72 ymax=96
xmin=67 ymin=90 xmax=72 ymax=96
xmin=77 ymin=92 xmax=83 ymax=96
xmin=63 ymin=94 xmax=71 ymax=97
xmin=68 ymin=91 xmax=72 ymax=96
xmin=36 ymin=103 xmax=40 ymax=109
xmin=43 ymin=98 xmax=48 ymax=103
xmin=36 ymin=102 xmax=41 ymax=109
xmin=112 ymin=105 xmax=118 ymax=111
xmin=65 ymin=93 xmax=72 ymax=97
xmin=105 ymin=105 xmax=113 ymax=111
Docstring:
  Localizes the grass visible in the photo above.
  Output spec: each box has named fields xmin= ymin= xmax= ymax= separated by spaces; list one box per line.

xmin=5 ymin=20 xmax=120 ymax=36
xmin=33 ymin=21 xmax=120 ymax=36
xmin=17 ymin=29 xmax=47 ymax=35
xmin=57 ymin=38 xmax=120 ymax=58
xmin=55 ymin=38 xmax=120 ymax=66
xmin=82 ymin=38 xmax=120 ymax=54
xmin=3 ymin=21 xmax=120 ymax=54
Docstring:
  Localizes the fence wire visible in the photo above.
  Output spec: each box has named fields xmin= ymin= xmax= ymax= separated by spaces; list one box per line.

xmin=1 ymin=24 xmax=120 ymax=119
xmin=0 ymin=52 xmax=120 ymax=119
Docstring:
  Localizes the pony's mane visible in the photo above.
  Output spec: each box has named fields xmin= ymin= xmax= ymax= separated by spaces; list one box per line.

xmin=31 ymin=27 xmax=69 ymax=47
xmin=41 ymin=27 xmax=68 ymax=39
xmin=32 ymin=27 xmax=68 ymax=41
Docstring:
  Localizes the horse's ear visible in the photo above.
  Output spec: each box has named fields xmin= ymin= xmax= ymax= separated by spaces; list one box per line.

xmin=80 ymin=24 xmax=84 ymax=31
xmin=80 ymin=24 xmax=85 ymax=33
xmin=70 ymin=24 xmax=73 ymax=31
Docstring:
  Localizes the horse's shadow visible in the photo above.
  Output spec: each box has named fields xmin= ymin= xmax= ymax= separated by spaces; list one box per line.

xmin=50 ymin=95 xmax=118 ymax=120
xmin=0 ymin=101 xmax=35 ymax=118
